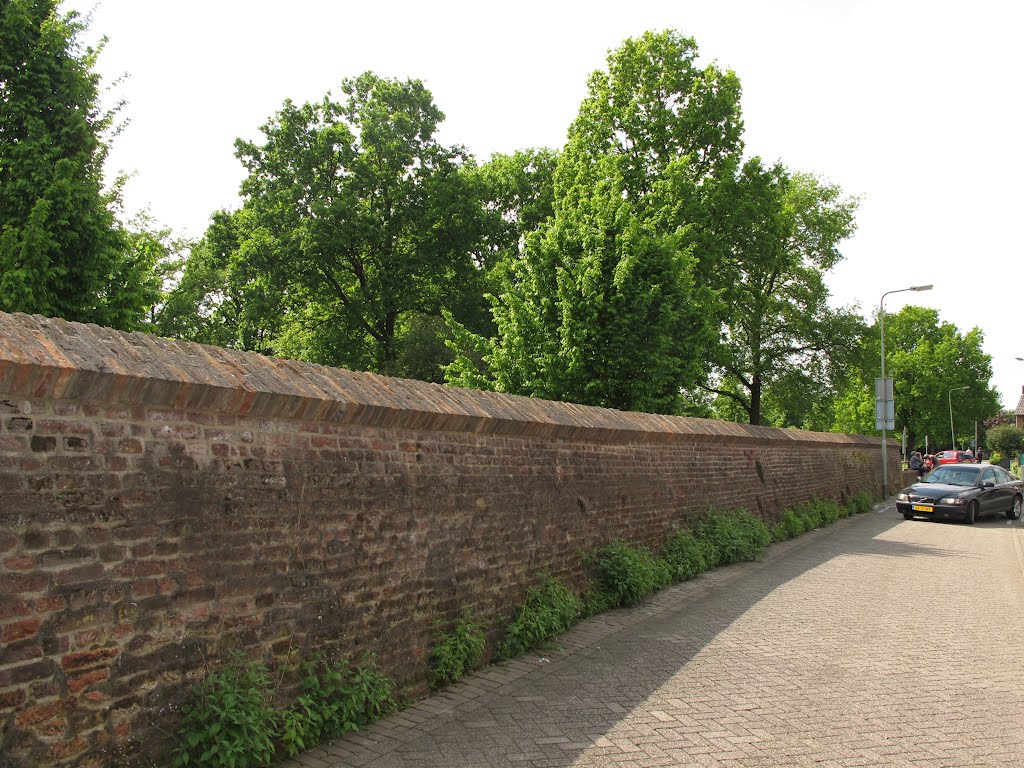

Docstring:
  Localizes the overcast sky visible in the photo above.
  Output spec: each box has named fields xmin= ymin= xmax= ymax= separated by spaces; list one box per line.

xmin=66 ymin=0 xmax=1024 ymax=410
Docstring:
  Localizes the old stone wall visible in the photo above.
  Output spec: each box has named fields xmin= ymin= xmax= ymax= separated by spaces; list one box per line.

xmin=0 ymin=312 xmax=899 ymax=766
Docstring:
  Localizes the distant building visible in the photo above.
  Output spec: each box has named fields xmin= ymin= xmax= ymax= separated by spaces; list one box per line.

xmin=1017 ymin=385 xmax=1024 ymax=429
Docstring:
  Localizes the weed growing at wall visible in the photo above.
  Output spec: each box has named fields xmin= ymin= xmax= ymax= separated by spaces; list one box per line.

xmin=851 ymin=490 xmax=874 ymax=513
xmin=430 ymin=613 xmax=486 ymax=689
xmin=661 ymin=528 xmax=711 ymax=581
xmin=693 ymin=509 xmax=772 ymax=566
xmin=173 ymin=655 xmax=278 ymax=768
xmin=174 ymin=652 xmax=394 ymax=766
xmin=771 ymin=509 xmax=807 ymax=541
xmin=278 ymin=653 xmax=394 ymax=757
xmin=497 ymin=578 xmax=582 ymax=660
xmin=589 ymin=540 xmax=673 ymax=608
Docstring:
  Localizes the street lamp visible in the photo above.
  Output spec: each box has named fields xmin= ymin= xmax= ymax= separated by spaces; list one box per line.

xmin=879 ymin=285 xmax=933 ymax=498
xmin=948 ymin=385 xmax=969 ymax=449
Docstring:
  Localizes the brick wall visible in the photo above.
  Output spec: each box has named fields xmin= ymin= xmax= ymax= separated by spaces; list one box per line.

xmin=0 ymin=311 xmax=899 ymax=766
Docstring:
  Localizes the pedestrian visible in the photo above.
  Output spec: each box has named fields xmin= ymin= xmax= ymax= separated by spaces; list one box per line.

xmin=909 ymin=450 xmax=925 ymax=477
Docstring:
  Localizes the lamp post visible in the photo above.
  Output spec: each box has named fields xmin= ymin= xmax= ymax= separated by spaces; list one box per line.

xmin=948 ymin=385 xmax=969 ymax=449
xmin=879 ymin=285 xmax=933 ymax=498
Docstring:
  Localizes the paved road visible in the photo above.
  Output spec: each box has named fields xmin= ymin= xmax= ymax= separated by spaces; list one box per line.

xmin=284 ymin=502 xmax=1024 ymax=767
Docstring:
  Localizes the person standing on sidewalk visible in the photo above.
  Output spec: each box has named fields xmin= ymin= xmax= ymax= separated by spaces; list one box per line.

xmin=910 ymin=450 xmax=925 ymax=477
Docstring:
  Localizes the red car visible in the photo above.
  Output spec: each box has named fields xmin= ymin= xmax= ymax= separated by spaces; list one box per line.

xmin=933 ymin=450 xmax=975 ymax=465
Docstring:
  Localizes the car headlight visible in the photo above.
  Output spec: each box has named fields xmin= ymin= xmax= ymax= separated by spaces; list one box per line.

xmin=939 ymin=497 xmax=965 ymax=505
xmin=897 ymin=493 xmax=909 ymax=501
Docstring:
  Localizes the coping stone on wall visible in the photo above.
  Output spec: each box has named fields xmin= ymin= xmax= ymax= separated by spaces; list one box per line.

xmin=0 ymin=311 xmax=877 ymax=448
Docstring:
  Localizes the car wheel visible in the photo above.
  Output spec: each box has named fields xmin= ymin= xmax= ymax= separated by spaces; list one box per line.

xmin=1007 ymin=495 xmax=1023 ymax=521
xmin=902 ymin=512 xmax=914 ymax=520
xmin=964 ymin=501 xmax=977 ymax=525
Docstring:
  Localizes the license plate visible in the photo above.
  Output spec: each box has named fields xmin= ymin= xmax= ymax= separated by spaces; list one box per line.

xmin=912 ymin=504 xmax=933 ymax=512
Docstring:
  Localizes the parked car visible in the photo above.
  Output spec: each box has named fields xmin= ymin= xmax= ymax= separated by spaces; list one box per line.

xmin=896 ymin=463 xmax=1023 ymax=524
xmin=933 ymin=450 xmax=975 ymax=465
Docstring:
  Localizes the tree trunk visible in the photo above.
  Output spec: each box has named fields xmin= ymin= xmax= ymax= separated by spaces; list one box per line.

xmin=749 ymin=373 xmax=762 ymax=426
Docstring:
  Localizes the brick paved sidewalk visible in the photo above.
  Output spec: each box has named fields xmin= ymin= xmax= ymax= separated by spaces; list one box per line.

xmin=283 ymin=503 xmax=1024 ymax=767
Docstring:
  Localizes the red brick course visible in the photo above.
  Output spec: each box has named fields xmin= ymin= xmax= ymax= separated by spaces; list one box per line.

xmin=0 ymin=311 xmax=898 ymax=765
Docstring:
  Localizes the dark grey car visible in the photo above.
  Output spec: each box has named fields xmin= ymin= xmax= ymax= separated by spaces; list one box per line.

xmin=895 ymin=463 xmax=1023 ymax=524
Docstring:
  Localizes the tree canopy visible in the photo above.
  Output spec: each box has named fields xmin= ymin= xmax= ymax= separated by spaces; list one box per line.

xmin=0 ymin=0 xmax=163 ymax=329
xmin=832 ymin=305 xmax=1002 ymax=450
xmin=445 ymin=31 xmax=861 ymax=423
xmin=446 ymin=31 xmax=739 ymax=413
xmin=693 ymin=160 xmax=863 ymax=425
xmin=163 ymin=73 xmax=491 ymax=378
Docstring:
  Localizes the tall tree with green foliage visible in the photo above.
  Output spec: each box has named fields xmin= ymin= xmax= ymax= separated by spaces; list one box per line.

xmin=0 ymin=0 xmax=160 ymax=328
xmin=833 ymin=305 xmax=1001 ymax=449
xmin=693 ymin=160 xmax=863 ymax=426
xmin=468 ymin=148 xmax=558 ymax=271
xmin=155 ymin=207 xmax=284 ymax=352
xmin=446 ymin=30 xmax=740 ymax=413
xmin=164 ymin=72 xmax=489 ymax=377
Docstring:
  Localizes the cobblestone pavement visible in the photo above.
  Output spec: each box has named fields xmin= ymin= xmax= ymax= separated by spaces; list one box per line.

xmin=283 ymin=502 xmax=1024 ymax=767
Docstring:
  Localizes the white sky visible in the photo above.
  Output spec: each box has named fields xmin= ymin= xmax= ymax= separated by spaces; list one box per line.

xmin=66 ymin=0 xmax=1024 ymax=409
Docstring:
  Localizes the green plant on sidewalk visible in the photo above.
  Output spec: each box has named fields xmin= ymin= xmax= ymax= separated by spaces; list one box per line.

xmin=589 ymin=540 xmax=672 ymax=608
xmin=693 ymin=509 xmax=771 ymax=566
xmin=497 ymin=577 xmax=582 ymax=660
xmin=278 ymin=652 xmax=393 ymax=757
xmin=430 ymin=613 xmax=486 ymax=689
xmin=173 ymin=654 xmax=278 ymax=768
xmin=661 ymin=528 xmax=711 ymax=581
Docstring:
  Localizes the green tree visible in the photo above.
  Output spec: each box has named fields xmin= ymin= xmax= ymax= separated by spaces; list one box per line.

xmin=165 ymin=73 xmax=489 ymax=377
xmin=833 ymin=306 xmax=1001 ymax=449
xmin=986 ymin=424 xmax=1024 ymax=458
xmin=695 ymin=160 xmax=863 ymax=426
xmin=468 ymin=148 xmax=558 ymax=271
xmin=0 ymin=0 xmax=160 ymax=328
xmin=446 ymin=30 xmax=739 ymax=413
xmin=157 ymin=208 xmax=288 ymax=353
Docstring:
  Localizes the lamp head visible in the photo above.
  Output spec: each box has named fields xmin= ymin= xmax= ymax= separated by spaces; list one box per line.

xmin=910 ymin=284 xmax=933 ymax=292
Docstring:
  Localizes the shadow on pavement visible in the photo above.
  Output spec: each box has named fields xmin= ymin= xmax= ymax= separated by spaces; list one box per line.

xmin=305 ymin=504 xmax=1019 ymax=767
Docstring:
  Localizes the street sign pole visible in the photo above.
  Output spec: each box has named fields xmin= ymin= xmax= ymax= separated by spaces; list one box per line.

xmin=876 ymin=377 xmax=894 ymax=497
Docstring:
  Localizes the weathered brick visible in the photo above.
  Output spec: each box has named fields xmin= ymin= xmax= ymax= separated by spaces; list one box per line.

xmin=113 ymin=561 xmax=164 ymax=578
xmin=0 ymin=571 xmax=49 ymax=594
xmin=61 ymin=646 xmax=120 ymax=672
xmin=0 ymin=434 xmax=27 ymax=451
xmin=54 ymin=563 xmax=105 ymax=586
xmin=4 ymin=554 xmax=36 ymax=571
xmin=2 ymin=619 xmax=41 ymax=642
xmin=68 ymin=667 xmax=110 ymax=693
xmin=0 ymin=596 xmax=31 ymax=620
xmin=49 ymin=735 xmax=89 ymax=761
xmin=0 ymin=688 xmax=27 ymax=710
xmin=15 ymin=698 xmax=65 ymax=727
xmin=38 ymin=548 xmax=93 ymax=568
xmin=35 ymin=716 xmax=68 ymax=738
xmin=0 ymin=639 xmax=43 ymax=664
xmin=1 ymin=658 xmax=57 ymax=687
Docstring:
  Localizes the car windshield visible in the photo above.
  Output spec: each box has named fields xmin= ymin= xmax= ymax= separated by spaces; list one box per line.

xmin=925 ymin=466 xmax=980 ymax=486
